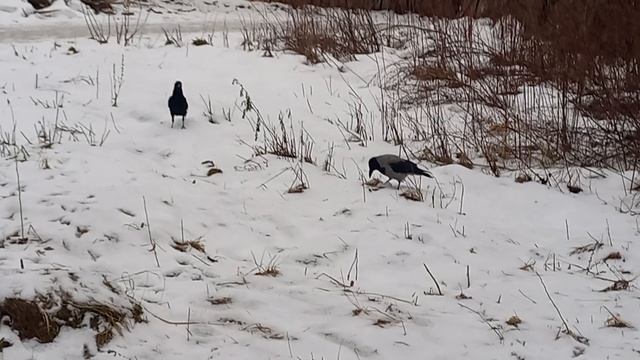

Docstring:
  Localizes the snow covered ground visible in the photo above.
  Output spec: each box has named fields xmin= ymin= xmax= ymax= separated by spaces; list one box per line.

xmin=1 ymin=4 xmax=639 ymax=360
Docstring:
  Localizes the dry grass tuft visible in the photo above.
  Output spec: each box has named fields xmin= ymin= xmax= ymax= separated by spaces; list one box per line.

xmin=599 ymin=280 xmax=630 ymax=292
xmin=0 ymin=298 xmax=59 ymax=343
xmin=207 ymin=168 xmax=223 ymax=176
xmin=519 ymin=260 xmax=535 ymax=272
xmin=400 ymin=188 xmax=424 ymax=202
xmin=202 ymin=160 xmax=223 ymax=176
xmin=287 ymin=183 xmax=308 ymax=193
xmin=255 ymin=266 xmax=281 ymax=277
xmin=243 ymin=323 xmax=288 ymax=340
xmin=605 ymin=314 xmax=633 ymax=328
xmin=0 ymin=291 xmax=144 ymax=348
xmin=365 ymin=178 xmax=383 ymax=187
xmin=412 ymin=64 xmax=459 ymax=83
xmin=171 ymin=238 xmax=206 ymax=253
xmin=603 ymin=252 xmax=623 ymax=261
xmin=207 ymin=297 xmax=232 ymax=305
xmin=252 ymin=253 xmax=282 ymax=277
xmin=569 ymin=242 xmax=603 ymax=256
xmin=373 ymin=319 xmax=392 ymax=328
xmin=192 ymin=38 xmax=209 ymax=46
xmin=506 ymin=315 xmax=522 ymax=327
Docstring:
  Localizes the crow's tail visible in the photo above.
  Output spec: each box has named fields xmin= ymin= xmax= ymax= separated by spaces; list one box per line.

xmin=417 ymin=168 xmax=433 ymax=178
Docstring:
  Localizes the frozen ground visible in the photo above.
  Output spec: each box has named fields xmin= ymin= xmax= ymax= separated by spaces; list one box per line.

xmin=0 ymin=5 xmax=639 ymax=360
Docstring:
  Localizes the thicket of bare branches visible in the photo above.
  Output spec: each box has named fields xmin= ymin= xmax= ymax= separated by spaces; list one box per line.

xmin=247 ymin=1 xmax=639 ymax=190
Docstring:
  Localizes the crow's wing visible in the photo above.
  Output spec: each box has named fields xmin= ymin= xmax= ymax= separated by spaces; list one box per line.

xmin=389 ymin=159 xmax=420 ymax=174
xmin=390 ymin=159 xmax=432 ymax=177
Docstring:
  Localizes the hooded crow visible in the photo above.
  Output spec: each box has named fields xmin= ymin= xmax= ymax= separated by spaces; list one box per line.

xmin=168 ymin=81 xmax=188 ymax=129
xmin=368 ymin=154 xmax=433 ymax=189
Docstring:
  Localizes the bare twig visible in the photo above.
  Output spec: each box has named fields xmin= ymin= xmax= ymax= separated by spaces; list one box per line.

xmin=142 ymin=196 xmax=160 ymax=267
xmin=423 ymin=263 xmax=443 ymax=296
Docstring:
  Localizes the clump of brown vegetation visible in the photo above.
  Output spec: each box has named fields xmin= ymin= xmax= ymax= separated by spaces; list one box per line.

xmin=506 ymin=315 xmax=522 ymax=327
xmin=249 ymin=0 xmax=640 ymax=191
xmin=252 ymin=252 xmax=282 ymax=277
xmin=400 ymin=187 xmax=424 ymax=201
xmin=242 ymin=6 xmax=380 ymax=64
xmin=171 ymin=238 xmax=206 ymax=253
xmin=0 ymin=290 xmax=144 ymax=348
xmin=207 ymin=297 xmax=232 ymax=305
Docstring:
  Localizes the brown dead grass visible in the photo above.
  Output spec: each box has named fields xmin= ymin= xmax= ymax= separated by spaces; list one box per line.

xmin=255 ymin=266 xmax=282 ymax=277
xmin=0 ymin=292 xmax=144 ymax=348
xmin=287 ymin=183 xmax=308 ymax=193
xmin=0 ymin=298 xmax=59 ymax=343
xmin=606 ymin=314 xmax=632 ymax=328
xmin=603 ymin=252 xmax=623 ymax=261
xmin=506 ymin=315 xmax=522 ymax=327
xmin=400 ymin=188 xmax=424 ymax=202
xmin=171 ymin=238 xmax=206 ymax=253
xmin=207 ymin=297 xmax=233 ymax=305
xmin=599 ymin=280 xmax=630 ymax=292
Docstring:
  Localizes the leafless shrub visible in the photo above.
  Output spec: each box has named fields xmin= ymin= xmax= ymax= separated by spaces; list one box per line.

xmin=82 ymin=5 xmax=111 ymax=44
xmin=82 ymin=2 xmax=146 ymax=46
xmin=162 ymin=26 xmax=183 ymax=47
xmin=241 ymin=6 xmax=380 ymax=64
xmin=113 ymin=2 xmax=147 ymax=47
xmin=250 ymin=2 xmax=639 ymax=193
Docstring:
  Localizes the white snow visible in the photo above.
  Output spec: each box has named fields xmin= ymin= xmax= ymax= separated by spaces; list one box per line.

xmin=0 ymin=5 xmax=639 ymax=360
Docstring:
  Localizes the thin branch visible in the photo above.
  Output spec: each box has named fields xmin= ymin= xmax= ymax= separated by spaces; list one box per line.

xmin=423 ymin=263 xmax=443 ymax=295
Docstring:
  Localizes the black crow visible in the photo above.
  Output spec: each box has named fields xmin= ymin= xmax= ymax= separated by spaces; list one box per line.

xmin=168 ymin=81 xmax=188 ymax=129
xmin=368 ymin=154 xmax=433 ymax=189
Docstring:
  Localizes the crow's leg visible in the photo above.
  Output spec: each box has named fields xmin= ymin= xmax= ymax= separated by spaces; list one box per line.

xmin=171 ymin=114 xmax=174 ymax=128
xmin=397 ymin=181 xmax=401 ymax=190
xmin=181 ymin=115 xmax=186 ymax=129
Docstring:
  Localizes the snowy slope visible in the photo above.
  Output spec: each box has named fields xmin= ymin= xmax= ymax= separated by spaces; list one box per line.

xmin=0 ymin=14 xmax=639 ymax=360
